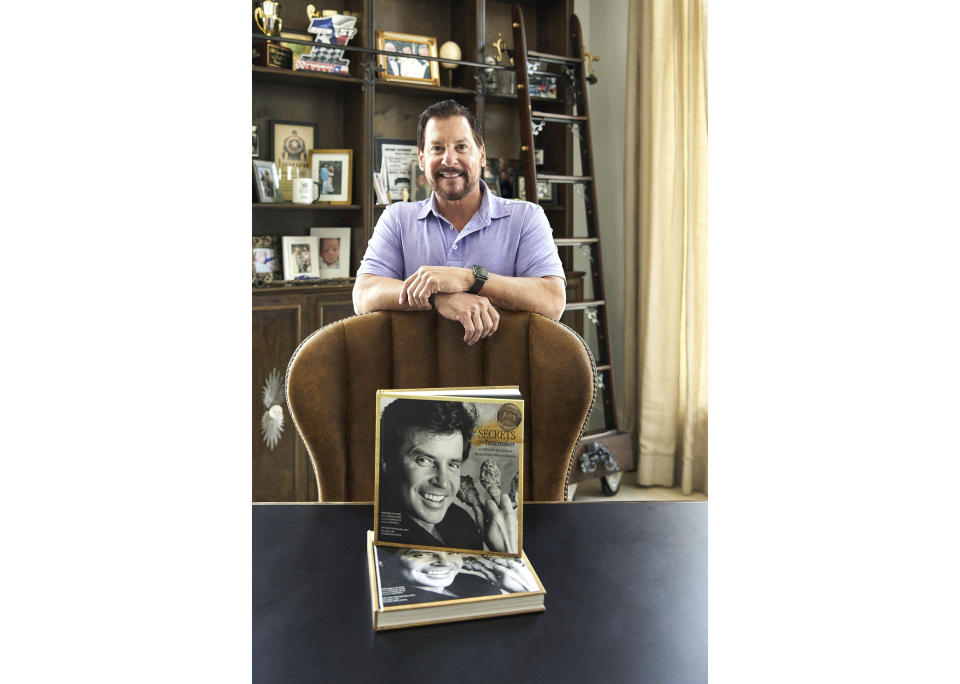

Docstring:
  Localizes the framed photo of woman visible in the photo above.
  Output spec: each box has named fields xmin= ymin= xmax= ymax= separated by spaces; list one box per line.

xmin=375 ymin=30 xmax=439 ymax=86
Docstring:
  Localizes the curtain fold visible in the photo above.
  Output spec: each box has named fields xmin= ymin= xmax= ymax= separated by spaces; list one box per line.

xmin=623 ymin=0 xmax=708 ymax=495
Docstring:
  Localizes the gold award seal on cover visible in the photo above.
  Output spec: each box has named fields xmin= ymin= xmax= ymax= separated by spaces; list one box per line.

xmin=497 ymin=402 xmax=522 ymax=430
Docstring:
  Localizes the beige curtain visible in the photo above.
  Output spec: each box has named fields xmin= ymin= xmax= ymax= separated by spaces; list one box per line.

xmin=623 ymin=0 xmax=708 ymax=495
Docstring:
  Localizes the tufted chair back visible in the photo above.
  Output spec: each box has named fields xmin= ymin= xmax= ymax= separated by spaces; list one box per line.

xmin=285 ymin=310 xmax=596 ymax=502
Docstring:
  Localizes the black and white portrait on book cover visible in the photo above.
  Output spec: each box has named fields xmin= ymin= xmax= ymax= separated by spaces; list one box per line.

xmin=374 ymin=545 xmax=539 ymax=607
xmin=374 ymin=394 xmax=523 ymax=556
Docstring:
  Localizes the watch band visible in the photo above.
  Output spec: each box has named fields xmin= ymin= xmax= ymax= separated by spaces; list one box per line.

xmin=467 ymin=265 xmax=488 ymax=294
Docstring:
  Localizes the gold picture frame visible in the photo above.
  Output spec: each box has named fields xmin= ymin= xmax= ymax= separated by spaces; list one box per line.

xmin=375 ymin=30 xmax=440 ymax=86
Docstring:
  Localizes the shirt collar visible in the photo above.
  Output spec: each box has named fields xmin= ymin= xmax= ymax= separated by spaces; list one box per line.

xmin=415 ymin=178 xmax=511 ymax=223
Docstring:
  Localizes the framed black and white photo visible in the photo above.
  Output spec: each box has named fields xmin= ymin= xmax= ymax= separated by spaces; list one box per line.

xmin=309 ymin=227 xmax=351 ymax=278
xmin=281 ymin=235 xmax=320 ymax=280
xmin=252 ymin=235 xmax=282 ymax=284
xmin=410 ymin=159 xmax=430 ymax=201
xmin=375 ymin=138 xmax=418 ymax=202
xmin=482 ymin=157 xmax=500 ymax=197
xmin=309 ymin=148 xmax=353 ymax=204
xmin=375 ymin=30 xmax=439 ymax=86
xmin=253 ymin=159 xmax=282 ymax=203
xmin=518 ymin=175 xmax=556 ymax=204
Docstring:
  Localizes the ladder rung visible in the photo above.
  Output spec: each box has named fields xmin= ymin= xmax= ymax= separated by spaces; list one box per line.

xmin=527 ymin=50 xmax=581 ymax=65
xmin=564 ymin=300 xmax=605 ymax=311
xmin=595 ymin=364 xmax=612 ymax=373
xmin=538 ymin=174 xmax=592 ymax=183
xmin=531 ymin=111 xmax=587 ymax=122
xmin=554 ymin=237 xmax=599 ymax=246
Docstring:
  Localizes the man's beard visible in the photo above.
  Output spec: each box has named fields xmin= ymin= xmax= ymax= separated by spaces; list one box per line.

xmin=430 ymin=166 xmax=477 ymax=201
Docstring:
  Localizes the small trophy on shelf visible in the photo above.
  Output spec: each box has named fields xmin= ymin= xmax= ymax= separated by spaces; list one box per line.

xmin=253 ymin=1 xmax=293 ymax=69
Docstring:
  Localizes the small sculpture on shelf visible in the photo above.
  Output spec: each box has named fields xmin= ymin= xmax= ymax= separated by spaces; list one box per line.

xmin=439 ymin=40 xmax=461 ymax=88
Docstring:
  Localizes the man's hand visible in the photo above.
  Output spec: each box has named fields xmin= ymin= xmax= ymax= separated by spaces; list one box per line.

xmin=469 ymin=492 xmax=518 ymax=554
xmin=399 ymin=266 xmax=472 ymax=309
xmin=434 ymin=292 xmax=500 ymax=346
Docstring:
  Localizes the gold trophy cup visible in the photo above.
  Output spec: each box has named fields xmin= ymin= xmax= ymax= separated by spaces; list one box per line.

xmin=254 ymin=1 xmax=293 ymax=69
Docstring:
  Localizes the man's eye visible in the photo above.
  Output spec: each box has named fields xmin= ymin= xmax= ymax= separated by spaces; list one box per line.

xmin=415 ymin=456 xmax=435 ymax=467
xmin=457 ymin=144 xmax=467 ymax=151
xmin=448 ymin=462 xmax=462 ymax=471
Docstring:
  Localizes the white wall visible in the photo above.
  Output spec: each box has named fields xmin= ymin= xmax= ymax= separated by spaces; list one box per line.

xmin=573 ymin=0 xmax=629 ymax=428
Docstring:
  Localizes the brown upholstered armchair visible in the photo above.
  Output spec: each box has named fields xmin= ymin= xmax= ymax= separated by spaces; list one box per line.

xmin=285 ymin=310 xmax=596 ymax=503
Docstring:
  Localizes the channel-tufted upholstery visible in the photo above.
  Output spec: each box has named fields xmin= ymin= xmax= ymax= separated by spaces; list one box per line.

xmin=285 ymin=310 xmax=596 ymax=502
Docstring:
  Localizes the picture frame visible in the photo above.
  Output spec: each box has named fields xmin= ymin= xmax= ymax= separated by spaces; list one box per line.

xmin=253 ymin=159 xmax=282 ymax=203
xmin=309 ymin=227 xmax=351 ymax=279
xmin=309 ymin=148 xmax=352 ymax=204
xmin=529 ymin=73 xmax=558 ymax=99
xmin=518 ymin=175 xmax=557 ymax=204
xmin=410 ymin=160 xmax=430 ymax=201
xmin=281 ymin=236 xmax=321 ymax=280
xmin=375 ymin=30 xmax=440 ymax=86
xmin=252 ymin=235 xmax=282 ymax=285
xmin=271 ymin=120 xmax=318 ymax=198
xmin=375 ymin=138 xmax=418 ymax=201
xmin=252 ymin=125 xmax=260 ymax=157
xmin=495 ymin=158 xmax=523 ymax=199
xmin=482 ymin=157 xmax=499 ymax=197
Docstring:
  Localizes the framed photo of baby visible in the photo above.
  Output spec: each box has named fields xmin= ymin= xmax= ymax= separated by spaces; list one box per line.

xmin=309 ymin=227 xmax=351 ymax=279
xmin=309 ymin=149 xmax=353 ymax=204
xmin=375 ymin=30 xmax=439 ymax=86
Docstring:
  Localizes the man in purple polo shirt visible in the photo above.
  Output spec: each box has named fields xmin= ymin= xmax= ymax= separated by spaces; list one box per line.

xmin=353 ymin=100 xmax=566 ymax=345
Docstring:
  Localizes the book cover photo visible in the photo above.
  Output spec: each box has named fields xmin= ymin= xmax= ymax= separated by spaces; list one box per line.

xmin=366 ymin=531 xmax=545 ymax=630
xmin=373 ymin=389 xmax=524 ymax=557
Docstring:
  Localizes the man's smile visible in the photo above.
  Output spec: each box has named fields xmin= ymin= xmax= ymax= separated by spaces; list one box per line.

xmin=420 ymin=491 xmax=448 ymax=506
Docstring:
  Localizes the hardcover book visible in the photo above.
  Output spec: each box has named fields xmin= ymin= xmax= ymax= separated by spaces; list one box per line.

xmin=366 ymin=531 xmax=545 ymax=630
xmin=373 ymin=387 xmax=524 ymax=557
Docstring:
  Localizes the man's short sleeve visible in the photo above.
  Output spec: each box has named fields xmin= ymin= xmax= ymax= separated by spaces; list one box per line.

xmin=514 ymin=204 xmax=567 ymax=283
xmin=356 ymin=207 xmax=404 ymax=279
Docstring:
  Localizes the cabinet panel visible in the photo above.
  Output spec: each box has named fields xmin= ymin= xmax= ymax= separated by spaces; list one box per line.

xmin=252 ymin=303 xmax=317 ymax=501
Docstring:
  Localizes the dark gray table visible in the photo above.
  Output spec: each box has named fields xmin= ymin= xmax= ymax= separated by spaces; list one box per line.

xmin=253 ymin=501 xmax=707 ymax=683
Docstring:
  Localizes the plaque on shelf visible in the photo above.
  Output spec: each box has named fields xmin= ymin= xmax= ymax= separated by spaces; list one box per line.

xmin=253 ymin=41 xmax=293 ymax=69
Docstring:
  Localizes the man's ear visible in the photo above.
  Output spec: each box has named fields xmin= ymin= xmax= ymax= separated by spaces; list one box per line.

xmin=417 ymin=148 xmax=424 ymax=170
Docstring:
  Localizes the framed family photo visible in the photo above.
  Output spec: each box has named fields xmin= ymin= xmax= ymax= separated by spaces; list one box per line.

xmin=310 ymin=148 xmax=352 ymax=204
xmin=252 ymin=159 xmax=282 ymax=203
xmin=375 ymin=30 xmax=439 ymax=86
xmin=281 ymin=236 xmax=320 ymax=280
xmin=309 ymin=227 xmax=351 ymax=278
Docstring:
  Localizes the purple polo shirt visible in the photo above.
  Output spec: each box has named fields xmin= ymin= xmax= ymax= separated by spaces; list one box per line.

xmin=357 ymin=182 xmax=566 ymax=283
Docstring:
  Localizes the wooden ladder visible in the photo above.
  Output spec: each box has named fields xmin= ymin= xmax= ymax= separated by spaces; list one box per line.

xmin=510 ymin=6 xmax=632 ymax=495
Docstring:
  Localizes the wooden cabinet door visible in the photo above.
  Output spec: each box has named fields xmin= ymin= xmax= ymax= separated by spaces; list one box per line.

xmin=252 ymin=299 xmax=317 ymax=502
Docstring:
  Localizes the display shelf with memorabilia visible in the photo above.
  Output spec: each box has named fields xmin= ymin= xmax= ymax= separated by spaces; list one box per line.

xmin=251 ymin=0 xmax=585 ymax=503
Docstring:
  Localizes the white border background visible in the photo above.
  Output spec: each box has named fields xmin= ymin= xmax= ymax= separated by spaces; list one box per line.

xmin=5 ymin=1 xmax=959 ymax=681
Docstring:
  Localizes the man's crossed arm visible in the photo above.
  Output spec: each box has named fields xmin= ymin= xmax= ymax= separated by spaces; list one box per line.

xmin=353 ymin=266 xmax=566 ymax=345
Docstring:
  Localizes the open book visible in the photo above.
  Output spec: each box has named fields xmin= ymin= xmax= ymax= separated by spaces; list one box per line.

xmin=366 ymin=530 xmax=545 ymax=630
xmin=373 ymin=387 xmax=524 ymax=557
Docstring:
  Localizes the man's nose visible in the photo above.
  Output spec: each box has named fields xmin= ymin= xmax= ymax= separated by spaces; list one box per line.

xmin=429 ymin=466 xmax=453 ymax=488
xmin=440 ymin=148 xmax=455 ymax=165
